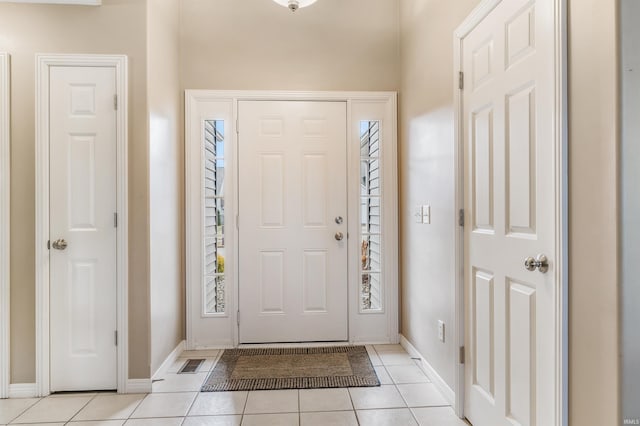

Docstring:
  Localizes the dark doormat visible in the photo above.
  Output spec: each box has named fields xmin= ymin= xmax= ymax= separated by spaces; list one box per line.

xmin=201 ymin=346 xmax=380 ymax=392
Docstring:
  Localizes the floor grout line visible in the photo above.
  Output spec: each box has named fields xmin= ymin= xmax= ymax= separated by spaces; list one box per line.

xmin=182 ymin=388 xmax=200 ymax=421
xmin=239 ymin=384 xmax=250 ymax=424
xmin=4 ymin=397 xmax=41 ymax=425
xmin=346 ymin=386 xmax=360 ymax=426
xmin=297 ymin=389 xmax=301 ymax=426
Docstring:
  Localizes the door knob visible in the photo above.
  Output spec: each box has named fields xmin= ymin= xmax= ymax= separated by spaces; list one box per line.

xmin=335 ymin=232 xmax=344 ymax=241
xmin=52 ymin=239 xmax=68 ymax=250
xmin=335 ymin=216 xmax=343 ymax=225
xmin=524 ymin=254 xmax=548 ymax=273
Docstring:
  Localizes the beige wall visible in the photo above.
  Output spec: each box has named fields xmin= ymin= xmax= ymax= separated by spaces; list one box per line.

xmin=179 ymin=0 xmax=400 ymax=91
xmin=148 ymin=0 xmax=183 ymax=376
xmin=568 ymin=0 xmax=620 ymax=424
xmin=0 ymin=0 xmax=150 ymax=382
xmin=398 ymin=0 xmax=482 ymax=390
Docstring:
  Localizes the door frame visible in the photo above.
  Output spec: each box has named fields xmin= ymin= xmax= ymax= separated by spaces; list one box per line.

xmin=35 ymin=54 xmax=129 ymax=396
xmin=185 ymin=91 xmax=399 ymax=349
xmin=0 ymin=52 xmax=10 ymax=399
xmin=453 ymin=0 xmax=568 ymax=423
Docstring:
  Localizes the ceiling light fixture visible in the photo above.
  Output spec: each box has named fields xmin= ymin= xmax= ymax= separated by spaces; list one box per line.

xmin=273 ymin=0 xmax=318 ymax=12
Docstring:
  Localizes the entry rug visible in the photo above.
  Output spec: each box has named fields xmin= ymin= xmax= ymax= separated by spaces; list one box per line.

xmin=201 ymin=346 xmax=380 ymax=391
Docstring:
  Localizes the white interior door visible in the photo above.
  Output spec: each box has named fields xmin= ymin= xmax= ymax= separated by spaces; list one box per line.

xmin=463 ymin=0 xmax=558 ymax=425
xmin=238 ymin=101 xmax=348 ymax=343
xmin=49 ymin=66 xmax=117 ymax=391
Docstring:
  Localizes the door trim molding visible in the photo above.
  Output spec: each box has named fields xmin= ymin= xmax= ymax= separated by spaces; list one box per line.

xmin=453 ymin=0 xmax=567 ymax=423
xmin=8 ymin=383 xmax=37 ymax=399
xmin=35 ymin=54 xmax=129 ymax=396
xmin=185 ymin=91 xmax=398 ymax=349
xmin=0 ymin=52 xmax=10 ymax=399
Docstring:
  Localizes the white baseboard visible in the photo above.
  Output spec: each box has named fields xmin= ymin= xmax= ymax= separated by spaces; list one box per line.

xmin=125 ymin=379 xmax=152 ymax=394
xmin=399 ymin=335 xmax=456 ymax=406
xmin=351 ymin=337 xmax=400 ymax=345
xmin=152 ymin=340 xmax=185 ymax=380
xmin=8 ymin=383 xmax=37 ymax=398
xmin=188 ymin=344 xmax=234 ymax=350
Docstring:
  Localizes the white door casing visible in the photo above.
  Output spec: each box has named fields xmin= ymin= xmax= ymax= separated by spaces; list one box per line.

xmin=36 ymin=54 xmax=128 ymax=396
xmin=458 ymin=0 xmax=563 ymax=425
xmin=238 ymin=100 xmax=348 ymax=343
xmin=186 ymin=98 xmax=235 ymax=349
xmin=0 ymin=52 xmax=10 ymax=399
xmin=49 ymin=66 xmax=117 ymax=391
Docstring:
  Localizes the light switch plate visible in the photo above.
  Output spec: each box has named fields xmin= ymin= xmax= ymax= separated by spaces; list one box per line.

xmin=422 ymin=205 xmax=431 ymax=224
xmin=415 ymin=206 xmax=424 ymax=223
xmin=438 ymin=320 xmax=445 ymax=342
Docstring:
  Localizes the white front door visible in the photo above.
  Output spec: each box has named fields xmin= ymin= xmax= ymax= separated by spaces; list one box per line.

xmin=49 ymin=66 xmax=117 ymax=391
xmin=238 ymin=101 xmax=348 ymax=343
xmin=463 ymin=0 xmax=558 ymax=425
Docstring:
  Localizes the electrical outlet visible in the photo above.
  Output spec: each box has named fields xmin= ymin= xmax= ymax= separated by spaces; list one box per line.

xmin=438 ymin=320 xmax=445 ymax=342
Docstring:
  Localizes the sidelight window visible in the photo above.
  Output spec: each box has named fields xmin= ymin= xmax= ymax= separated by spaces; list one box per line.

xmin=203 ymin=120 xmax=226 ymax=315
xmin=360 ymin=120 xmax=382 ymax=311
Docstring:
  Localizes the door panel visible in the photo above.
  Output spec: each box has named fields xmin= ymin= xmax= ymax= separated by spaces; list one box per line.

xmin=50 ymin=66 xmax=117 ymax=391
xmin=239 ymin=101 xmax=348 ymax=343
xmin=463 ymin=0 xmax=557 ymax=425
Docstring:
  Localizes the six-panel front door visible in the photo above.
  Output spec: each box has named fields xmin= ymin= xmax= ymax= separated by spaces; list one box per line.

xmin=49 ymin=66 xmax=118 ymax=391
xmin=238 ymin=101 xmax=348 ymax=343
xmin=463 ymin=0 xmax=558 ymax=425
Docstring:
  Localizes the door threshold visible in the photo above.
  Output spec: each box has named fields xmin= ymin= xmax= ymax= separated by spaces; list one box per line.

xmin=237 ymin=341 xmax=350 ymax=349
xmin=50 ymin=389 xmax=117 ymax=395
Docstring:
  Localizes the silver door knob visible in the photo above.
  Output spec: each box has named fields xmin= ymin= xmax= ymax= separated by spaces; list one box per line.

xmin=524 ymin=254 xmax=548 ymax=273
xmin=52 ymin=239 xmax=68 ymax=250
xmin=335 ymin=232 xmax=344 ymax=241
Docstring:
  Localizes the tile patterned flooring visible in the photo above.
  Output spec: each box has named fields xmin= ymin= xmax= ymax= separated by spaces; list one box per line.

xmin=0 ymin=345 xmax=470 ymax=425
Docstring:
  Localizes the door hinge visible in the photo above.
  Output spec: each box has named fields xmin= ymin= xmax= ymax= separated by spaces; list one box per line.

xmin=114 ymin=212 xmax=118 ymax=228
xmin=237 ymin=311 xmax=240 ymax=326
xmin=115 ymin=330 xmax=118 ymax=346
xmin=459 ymin=71 xmax=464 ymax=90
xmin=458 ymin=209 xmax=464 ymax=227
xmin=459 ymin=346 xmax=465 ymax=364
xmin=113 ymin=94 xmax=118 ymax=110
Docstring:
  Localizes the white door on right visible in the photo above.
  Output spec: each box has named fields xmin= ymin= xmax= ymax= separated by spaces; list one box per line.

xmin=463 ymin=0 xmax=559 ymax=425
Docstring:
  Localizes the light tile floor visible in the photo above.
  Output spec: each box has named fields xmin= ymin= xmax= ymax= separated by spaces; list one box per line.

xmin=0 ymin=345 xmax=470 ymax=425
